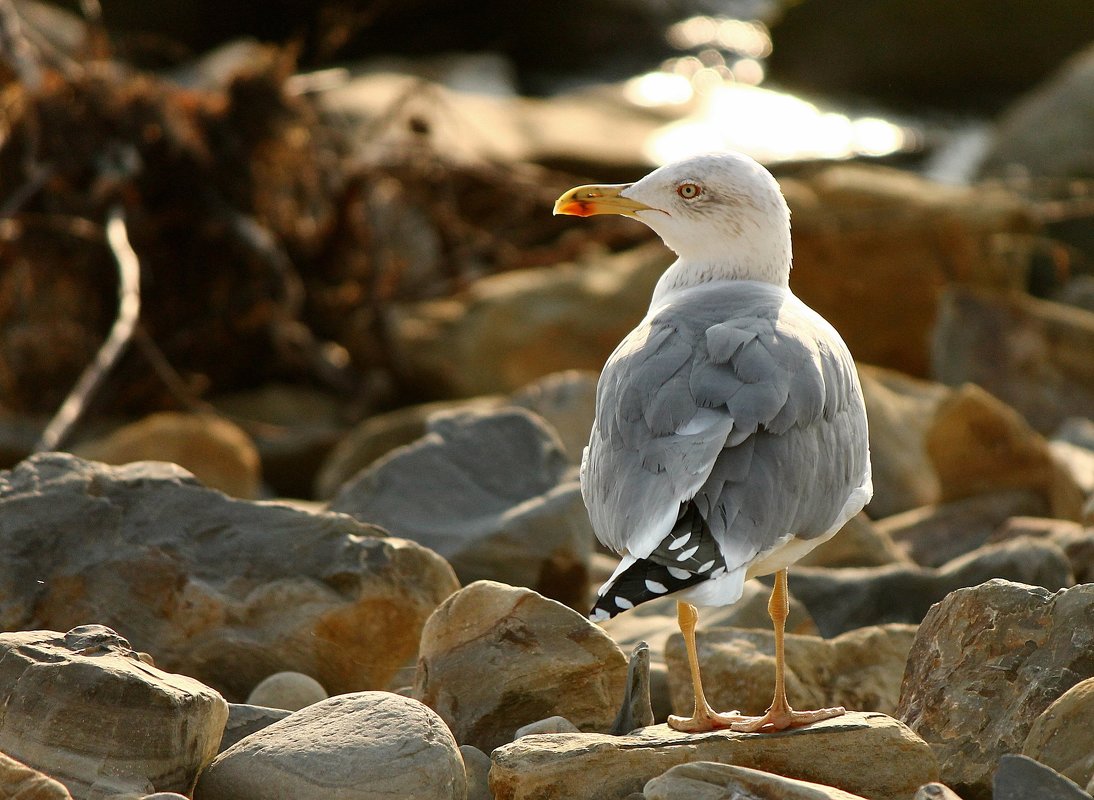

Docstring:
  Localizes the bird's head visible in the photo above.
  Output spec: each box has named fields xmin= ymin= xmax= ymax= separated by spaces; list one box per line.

xmin=554 ymin=152 xmax=792 ymax=287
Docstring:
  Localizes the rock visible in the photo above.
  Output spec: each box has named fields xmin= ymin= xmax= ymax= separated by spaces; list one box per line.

xmin=71 ymin=412 xmax=262 ymax=499
xmin=1022 ymin=677 xmax=1094 ymax=788
xmin=314 ymin=396 xmax=505 ymax=500
xmin=141 ymin=794 xmax=191 ymax=800
xmin=211 ymin=384 xmax=347 ymax=499
xmin=787 ymin=165 xmax=1033 ymax=379
xmin=329 ymin=407 xmax=593 ymax=608
xmin=765 ymin=0 xmax=1093 ymax=111
xmin=797 ymin=512 xmax=911 ymax=568
xmin=897 ymin=581 xmax=1094 ymax=800
xmin=515 ymin=716 xmax=581 ymax=739
xmin=246 ymin=671 xmax=328 ymax=711
xmin=644 ymin=761 xmax=871 ymax=799
xmin=601 ymin=579 xmax=817 ymax=722
xmin=387 ymin=243 xmax=670 ymax=399
xmin=925 ymin=383 xmax=1083 ymax=518
xmin=932 ymin=287 xmax=1094 ymax=436
xmin=509 ymin=370 xmax=598 ymax=465
xmin=979 ymin=43 xmax=1094 ymax=181
xmin=413 ymin=581 xmax=627 ymax=752
xmin=0 ymin=751 xmax=73 ymax=800
xmin=876 ymin=490 xmax=1050 ymax=568
xmin=913 ymin=784 xmax=966 ymax=800
xmin=461 ymin=745 xmax=492 ymax=800
xmin=219 ymin=704 xmax=292 ymax=753
xmin=994 ymin=754 xmax=1093 ymax=800
xmin=665 ymin=624 xmax=917 ymax=718
xmin=608 ymin=642 xmax=655 ymax=735
xmin=857 ymin=365 xmax=947 ymax=518
xmin=784 ymin=537 xmax=1073 ymax=637
xmin=195 ymin=691 xmax=466 ymax=800
xmin=0 ymin=625 xmax=227 ymax=798
xmin=489 ymin=712 xmax=937 ymax=800
xmin=0 ymin=453 xmax=459 ymax=699
xmin=990 ymin=517 xmax=1094 ymax=583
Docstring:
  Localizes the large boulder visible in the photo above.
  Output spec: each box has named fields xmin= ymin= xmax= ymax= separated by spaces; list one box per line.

xmin=0 ymin=625 xmax=227 ymax=798
xmin=195 ymin=692 xmax=466 ymax=800
xmin=896 ymin=581 xmax=1094 ymax=800
xmin=329 ymin=407 xmax=593 ymax=607
xmin=1021 ymin=677 xmax=1094 ymax=790
xmin=413 ymin=581 xmax=627 ymax=752
xmin=0 ymin=452 xmax=459 ymax=699
xmin=489 ymin=712 xmax=937 ymax=800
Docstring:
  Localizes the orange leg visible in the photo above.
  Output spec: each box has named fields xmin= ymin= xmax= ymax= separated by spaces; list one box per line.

xmin=729 ymin=569 xmax=846 ymax=733
xmin=666 ymin=600 xmax=748 ymax=732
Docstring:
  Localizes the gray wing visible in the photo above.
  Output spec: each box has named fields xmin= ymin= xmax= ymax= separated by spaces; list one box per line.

xmin=581 ymin=281 xmax=871 ymax=573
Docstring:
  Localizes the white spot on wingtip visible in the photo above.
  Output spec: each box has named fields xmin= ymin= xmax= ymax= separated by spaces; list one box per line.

xmin=614 ymin=596 xmax=635 ymax=610
xmin=645 ymin=580 xmax=668 ymax=594
xmin=667 ymin=533 xmax=691 ymax=551
xmin=677 ymin=545 xmax=699 ymax=561
xmin=698 ymin=560 xmax=715 ymax=572
xmin=589 ymin=608 xmax=611 ymax=622
xmin=667 ymin=566 xmax=691 ymax=580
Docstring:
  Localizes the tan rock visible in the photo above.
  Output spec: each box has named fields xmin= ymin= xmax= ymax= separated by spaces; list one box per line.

xmin=72 ymin=412 xmax=262 ymax=499
xmin=644 ymin=761 xmax=871 ymax=799
xmin=0 ymin=625 xmax=227 ymax=798
xmin=925 ymin=383 xmax=1084 ymax=518
xmin=414 ymin=581 xmax=628 ymax=752
xmin=897 ymin=580 xmax=1094 ymax=800
xmin=877 ymin=489 xmax=1049 ymax=568
xmin=932 ymin=286 xmax=1094 ymax=435
xmin=245 ymin=671 xmax=328 ymax=711
xmin=0 ymin=453 xmax=459 ymax=700
xmin=857 ymin=365 xmax=946 ymax=518
xmin=196 ymin=692 xmax=466 ymax=800
xmin=787 ymin=165 xmax=1033 ymax=378
xmin=489 ymin=712 xmax=937 ymax=800
xmin=1022 ymin=677 xmax=1094 ymax=788
xmin=665 ymin=624 xmax=917 ymax=718
xmin=797 ymin=512 xmax=911 ymax=568
xmin=387 ymin=243 xmax=671 ymax=399
xmin=0 ymin=752 xmax=73 ymax=800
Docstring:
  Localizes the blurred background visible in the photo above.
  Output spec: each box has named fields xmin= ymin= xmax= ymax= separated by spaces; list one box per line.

xmin=1 ymin=0 xmax=1092 ymax=501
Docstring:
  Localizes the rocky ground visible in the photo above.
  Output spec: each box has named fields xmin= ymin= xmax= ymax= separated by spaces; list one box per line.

xmin=2 ymin=2 xmax=1094 ymax=800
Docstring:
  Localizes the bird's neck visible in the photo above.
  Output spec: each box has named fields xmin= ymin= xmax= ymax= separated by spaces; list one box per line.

xmin=650 ymin=252 xmax=791 ymax=307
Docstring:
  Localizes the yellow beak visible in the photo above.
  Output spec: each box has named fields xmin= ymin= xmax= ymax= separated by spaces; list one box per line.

xmin=553 ymin=184 xmax=655 ymax=217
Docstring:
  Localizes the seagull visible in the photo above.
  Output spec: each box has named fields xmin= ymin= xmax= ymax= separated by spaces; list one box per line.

xmin=553 ymin=152 xmax=872 ymax=734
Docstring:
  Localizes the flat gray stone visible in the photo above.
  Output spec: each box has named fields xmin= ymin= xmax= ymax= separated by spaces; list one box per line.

xmin=994 ymin=755 xmax=1093 ymax=800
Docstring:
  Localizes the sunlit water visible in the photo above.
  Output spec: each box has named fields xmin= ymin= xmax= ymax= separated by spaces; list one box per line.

xmin=623 ymin=14 xmax=917 ymax=167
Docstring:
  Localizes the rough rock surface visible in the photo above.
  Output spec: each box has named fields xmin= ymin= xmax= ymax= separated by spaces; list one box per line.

xmin=414 ymin=581 xmax=627 ymax=752
xmin=783 ymin=537 xmax=1073 ymax=636
xmin=0 ymin=453 xmax=459 ymax=699
xmin=1022 ymin=677 xmax=1094 ymax=789
xmin=644 ymin=761 xmax=871 ymax=799
xmin=0 ymin=625 xmax=227 ymax=798
xmin=195 ymin=692 xmax=466 ymax=800
xmin=246 ymin=671 xmax=328 ymax=711
xmin=330 ymin=408 xmax=592 ymax=607
xmin=0 ymin=752 xmax=73 ymax=800
xmin=665 ymin=624 xmax=917 ymax=718
xmin=897 ymin=581 xmax=1094 ymax=800
xmin=932 ymin=287 xmax=1094 ymax=435
xmin=489 ymin=712 xmax=937 ymax=800
xmin=72 ymin=411 xmax=262 ymax=499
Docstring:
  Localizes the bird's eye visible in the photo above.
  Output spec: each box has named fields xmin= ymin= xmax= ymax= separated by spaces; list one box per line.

xmin=677 ymin=183 xmax=701 ymax=199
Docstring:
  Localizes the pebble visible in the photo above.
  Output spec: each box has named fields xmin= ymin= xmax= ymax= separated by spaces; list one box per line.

xmin=245 ymin=671 xmax=328 ymax=711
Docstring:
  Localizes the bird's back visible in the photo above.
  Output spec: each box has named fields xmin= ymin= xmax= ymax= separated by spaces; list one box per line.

xmin=583 ymin=280 xmax=871 ymax=615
